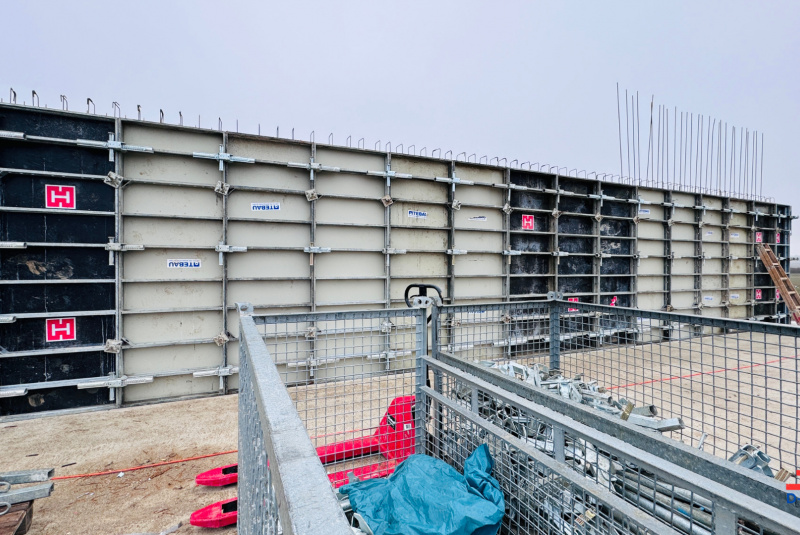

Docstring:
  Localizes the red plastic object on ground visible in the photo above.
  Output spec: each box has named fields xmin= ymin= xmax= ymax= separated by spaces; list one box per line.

xmin=195 ymin=464 xmax=239 ymax=487
xmin=191 ymin=396 xmax=416 ymax=527
xmin=189 ymin=497 xmax=238 ymax=528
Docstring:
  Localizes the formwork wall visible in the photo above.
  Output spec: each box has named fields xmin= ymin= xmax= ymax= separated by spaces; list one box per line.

xmin=0 ymin=104 xmax=792 ymax=415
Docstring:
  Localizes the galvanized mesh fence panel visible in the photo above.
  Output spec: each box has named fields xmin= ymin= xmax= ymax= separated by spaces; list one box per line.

xmin=433 ymin=300 xmax=800 ymax=477
xmin=254 ymin=308 xmax=424 ymax=488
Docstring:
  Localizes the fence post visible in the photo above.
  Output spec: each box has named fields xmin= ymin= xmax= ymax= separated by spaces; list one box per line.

xmin=549 ymin=301 xmax=561 ymax=370
xmin=415 ymin=308 xmax=427 ymax=455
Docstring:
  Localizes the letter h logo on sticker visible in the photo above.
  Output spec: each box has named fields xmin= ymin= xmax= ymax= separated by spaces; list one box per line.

xmin=45 ymin=185 xmax=76 ymax=209
xmin=521 ymin=214 xmax=534 ymax=230
xmin=46 ymin=318 xmax=76 ymax=342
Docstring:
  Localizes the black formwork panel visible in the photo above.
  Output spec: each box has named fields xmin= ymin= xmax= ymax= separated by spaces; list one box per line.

xmin=0 ymin=106 xmax=116 ymax=415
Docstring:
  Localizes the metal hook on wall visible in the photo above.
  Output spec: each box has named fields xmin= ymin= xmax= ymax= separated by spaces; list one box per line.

xmin=137 ymin=105 xmax=142 ymax=120
xmin=408 ymin=145 xmax=415 ymax=155
xmin=218 ymin=117 xmax=222 ymax=131
xmin=160 ymin=109 xmax=164 ymax=123
xmin=358 ymin=138 xmax=364 ymax=149
xmin=521 ymin=161 xmax=529 ymax=168
xmin=444 ymin=150 xmax=452 ymax=159
xmin=31 ymin=91 xmax=39 ymax=106
xmin=481 ymin=156 xmax=488 ymax=164
xmin=86 ymin=98 xmax=95 ymax=114
xmin=328 ymin=133 xmax=333 ymax=144
xmin=291 ymin=128 xmax=295 ymax=140
xmin=456 ymin=152 xmax=466 ymax=161
xmin=346 ymin=135 xmax=352 ymax=148
xmin=310 ymin=131 xmax=315 ymax=143
xmin=420 ymin=147 xmax=426 ymax=156
xmin=385 ymin=141 xmax=391 ymax=152
xmin=469 ymin=154 xmax=476 ymax=163
xmin=397 ymin=144 xmax=403 ymax=153
xmin=432 ymin=148 xmax=440 ymax=158
xmin=511 ymin=159 xmax=518 ymax=168
xmin=500 ymin=158 xmax=507 ymax=167
xmin=179 ymin=111 xmax=183 ymax=126
xmin=112 ymin=101 xmax=121 ymax=118
xmin=60 ymin=95 xmax=68 ymax=110
xmin=9 ymin=88 xmax=16 ymax=104
xmin=375 ymin=140 xmax=381 ymax=150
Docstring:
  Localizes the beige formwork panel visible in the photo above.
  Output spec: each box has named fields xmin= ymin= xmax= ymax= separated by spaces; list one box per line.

xmin=671 ymin=223 xmax=695 ymax=241
xmin=316 ymin=253 xmax=384 ymax=279
xmin=124 ymin=123 xmax=222 ymax=154
xmin=318 ymin=197 xmax=383 ymax=226
xmin=124 ymin=217 xmax=222 ymax=247
xmin=123 ymin=345 xmax=223 ymax=376
xmin=315 ymin=147 xmax=384 ymax=174
xmin=123 ymin=152 xmax=220 ymax=187
xmin=227 ymin=280 xmax=311 ymax=308
xmin=124 ymin=310 xmax=223 ymax=345
xmin=391 ymin=157 xmax=449 ymax=180
xmin=391 ymin=228 xmax=448 ymax=251
xmin=124 ymin=184 xmax=223 ymax=218
xmin=317 ymin=279 xmax=385 ymax=306
xmin=120 ymin=123 xmax=227 ymax=403
xmin=123 ymin=281 xmax=221 ymax=311
xmin=228 ymin=192 xmax=310 ymax=222
xmin=228 ymin=222 xmax=309 ymax=248
xmin=227 ymin=164 xmax=309 ymax=190
xmin=317 ymin=226 xmax=384 ymax=250
xmin=124 ymin=376 xmax=220 ymax=402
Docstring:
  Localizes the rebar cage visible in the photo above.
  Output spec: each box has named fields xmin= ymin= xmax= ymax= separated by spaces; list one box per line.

xmin=237 ymin=302 xmax=797 ymax=535
xmin=432 ymin=299 xmax=800 ymax=477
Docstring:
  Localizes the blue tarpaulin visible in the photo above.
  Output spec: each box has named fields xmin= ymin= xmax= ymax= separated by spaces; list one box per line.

xmin=340 ymin=444 xmax=505 ymax=535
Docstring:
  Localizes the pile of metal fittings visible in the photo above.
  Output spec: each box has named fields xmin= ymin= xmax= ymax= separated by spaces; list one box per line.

xmin=481 ymin=361 xmax=685 ymax=433
xmin=446 ymin=387 xmax=714 ymax=535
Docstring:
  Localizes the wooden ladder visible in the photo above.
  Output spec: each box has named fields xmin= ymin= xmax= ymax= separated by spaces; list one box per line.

xmin=756 ymin=244 xmax=800 ymax=324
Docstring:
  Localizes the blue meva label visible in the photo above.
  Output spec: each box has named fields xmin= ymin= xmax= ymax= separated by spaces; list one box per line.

xmin=251 ymin=202 xmax=281 ymax=211
xmin=408 ymin=210 xmax=428 ymax=219
xmin=167 ymin=259 xmax=202 ymax=268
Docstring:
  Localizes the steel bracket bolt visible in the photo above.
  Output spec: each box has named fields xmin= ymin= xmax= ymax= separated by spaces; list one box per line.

xmin=594 ymin=213 xmax=603 ymax=222
xmin=103 ymin=339 xmax=123 ymax=354
xmin=380 ymin=195 xmax=393 ymax=207
xmin=452 ymin=200 xmax=462 ymax=210
xmin=552 ymin=209 xmax=562 ymax=219
xmin=213 ymin=332 xmax=231 ymax=346
xmin=104 ymin=171 xmax=124 ymax=188
xmin=305 ymin=327 xmax=317 ymax=339
xmin=305 ymin=189 xmax=320 ymax=201
xmin=502 ymin=203 xmax=512 ymax=215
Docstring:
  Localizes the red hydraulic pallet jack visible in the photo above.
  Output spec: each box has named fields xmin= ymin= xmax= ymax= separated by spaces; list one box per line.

xmin=190 ymin=395 xmax=416 ymax=528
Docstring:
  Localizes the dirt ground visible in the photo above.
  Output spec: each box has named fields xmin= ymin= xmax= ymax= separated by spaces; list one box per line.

xmin=0 ymin=395 xmax=239 ymax=535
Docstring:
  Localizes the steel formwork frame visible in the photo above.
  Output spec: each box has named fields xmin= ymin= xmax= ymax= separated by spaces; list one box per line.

xmin=235 ymin=302 xmax=797 ymax=535
xmin=0 ymin=102 xmax=794 ymax=418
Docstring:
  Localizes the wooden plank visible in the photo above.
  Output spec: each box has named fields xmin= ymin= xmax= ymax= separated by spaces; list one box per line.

xmin=0 ymin=500 xmax=32 ymax=535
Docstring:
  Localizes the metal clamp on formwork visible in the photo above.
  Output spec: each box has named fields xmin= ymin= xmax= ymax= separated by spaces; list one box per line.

xmin=0 ymin=315 xmax=16 ymax=324
xmin=502 ymin=203 xmax=513 ymax=214
xmin=551 ymin=251 xmax=569 ymax=257
xmin=305 ymin=189 xmax=320 ymax=201
xmin=212 ymin=331 xmax=233 ymax=346
xmin=446 ymin=249 xmax=467 ymax=255
xmin=193 ymin=145 xmax=255 ymax=171
xmin=0 ymin=242 xmax=27 ymax=249
xmin=304 ymin=246 xmax=331 ymax=254
xmin=383 ymin=248 xmax=406 ymax=255
xmin=503 ymin=250 xmax=522 ymax=256
xmin=380 ymin=195 xmax=393 ymax=207
xmin=78 ymin=133 xmax=153 ymax=162
xmin=434 ymin=176 xmax=474 ymax=185
xmin=106 ymin=240 xmax=145 ymax=265
xmin=216 ymin=243 xmax=247 ymax=265
xmin=214 ymin=181 xmax=232 ymax=196
xmin=451 ymin=200 xmax=462 ymax=210
xmin=193 ymin=366 xmax=238 ymax=378
xmin=103 ymin=339 xmax=124 ymax=353
xmin=77 ymin=375 xmax=154 ymax=389
xmin=287 ymin=161 xmax=340 ymax=173
xmin=104 ymin=171 xmax=124 ymax=188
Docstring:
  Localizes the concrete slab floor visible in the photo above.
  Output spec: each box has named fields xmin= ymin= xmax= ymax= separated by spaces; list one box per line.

xmin=0 ymin=395 xmax=238 ymax=535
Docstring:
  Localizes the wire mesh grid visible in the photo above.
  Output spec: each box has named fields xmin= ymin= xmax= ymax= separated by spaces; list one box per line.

xmin=253 ymin=308 xmax=423 ymax=489
xmin=434 ymin=300 xmax=800 ymax=477
xmin=432 ymin=364 xmax=719 ymax=535
xmin=421 ymin=388 xmax=679 ymax=535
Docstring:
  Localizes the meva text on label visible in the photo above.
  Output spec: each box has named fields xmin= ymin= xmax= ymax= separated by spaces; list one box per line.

xmin=167 ymin=259 xmax=202 ymax=268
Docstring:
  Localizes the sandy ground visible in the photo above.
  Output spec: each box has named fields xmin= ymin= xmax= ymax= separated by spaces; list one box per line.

xmin=0 ymin=395 xmax=239 ymax=535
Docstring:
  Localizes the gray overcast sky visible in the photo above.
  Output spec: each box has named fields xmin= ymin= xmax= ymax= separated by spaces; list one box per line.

xmin=3 ymin=2 xmax=799 ymax=226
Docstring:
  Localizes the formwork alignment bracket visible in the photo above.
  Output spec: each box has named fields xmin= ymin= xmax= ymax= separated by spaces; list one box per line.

xmin=383 ymin=248 xmax=406 ymax=255
xmin=194 ymin=145 xmax=255 ymax=171
xmin=78 ymin=133 xmax=153 ymax=162
xmin=288 ymin=161 xmax=340 ymax=173
xmin=367 ymin=170 xmax=412 ymax=179
xmin=76 ymin=375 xmax=153 ymax=389
xmin=193 ymin=365 xmax=239 ymax=378
xmin=216 ymin=242 xmax=247 ymax=265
